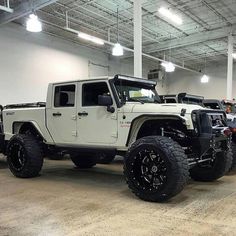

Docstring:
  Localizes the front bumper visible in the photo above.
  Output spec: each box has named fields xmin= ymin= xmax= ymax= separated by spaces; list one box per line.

xmin=191 ymin=133 xmax=230 ymax=157
xmin=191 ymin=109 xmax=230 ymax=157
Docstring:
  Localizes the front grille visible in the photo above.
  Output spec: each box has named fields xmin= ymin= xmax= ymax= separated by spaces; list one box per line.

xmin=193 ymin=110 xmax=227 ymax=135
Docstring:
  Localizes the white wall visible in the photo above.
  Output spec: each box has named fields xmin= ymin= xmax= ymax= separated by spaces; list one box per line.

xmin=2 ymin=23 xmax=233 ymax=105
xmin=166 ymin=63 xmax=236 ymax=99
xmin=0 ymin=23 xmax=167 ymax=105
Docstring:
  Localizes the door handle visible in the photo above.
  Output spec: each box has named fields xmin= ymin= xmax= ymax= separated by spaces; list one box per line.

xmin=78 ymin=112 xmax=88 ymax=116
xmin=53 ymin=112 xmax=62 ymax=116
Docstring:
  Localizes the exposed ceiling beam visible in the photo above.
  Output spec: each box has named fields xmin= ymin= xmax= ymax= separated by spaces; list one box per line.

xmin=0 ymin=0 xmax=58 ymax=25
xmin=144 ymin=25 xmax=236 ymax=53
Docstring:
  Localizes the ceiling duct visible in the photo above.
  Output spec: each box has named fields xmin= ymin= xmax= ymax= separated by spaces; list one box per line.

xmin=148 ymin=63 xmax=164 ymax=81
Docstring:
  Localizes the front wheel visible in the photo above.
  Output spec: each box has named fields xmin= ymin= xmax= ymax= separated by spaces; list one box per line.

xmin=124 ymin=136 xmax=189 ymax=202
xmin=7 ymin=134 xmax=43 ymax=178
xmin=190 ymin=149 xmax=233 ymax=181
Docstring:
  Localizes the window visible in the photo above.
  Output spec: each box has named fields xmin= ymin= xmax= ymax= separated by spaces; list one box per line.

xmin=54 ymin=84 xmax=76 ymax=107
xmin=82 ymin=82 xmax=110 ymax=106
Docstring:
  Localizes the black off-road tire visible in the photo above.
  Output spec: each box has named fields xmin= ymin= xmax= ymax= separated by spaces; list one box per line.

xmin=190 ymin=149 xmax=233 ymax=181
xmin=70 ymin=153 xmax=97 ymax=169
xmin=230 ymin=141 xmax=236 ymax=170
xmin=97 ymin=153 xmax=115 ymax=164
xmin=7 ymin=134 xmax=43 ymax=178
xmin=124 ymin=136 xmax=189 ymax=202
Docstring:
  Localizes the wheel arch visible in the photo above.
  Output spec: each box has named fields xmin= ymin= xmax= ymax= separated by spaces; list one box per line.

xmin=126 ymin=115 xmax=187 ymax=147
xmin=12 ymin=121 xmax=45 ymax=141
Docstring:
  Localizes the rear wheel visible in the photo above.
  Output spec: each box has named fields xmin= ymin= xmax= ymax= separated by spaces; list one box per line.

xmin=124 ymin=136 xmax=189 ymax=202
xmin=7 ymin=134 xmax=43 ymax=178
xmin=70 ymin=153 xmax=97 ymax=169
xmin=190 ymin=149 xmax=232 ymax=181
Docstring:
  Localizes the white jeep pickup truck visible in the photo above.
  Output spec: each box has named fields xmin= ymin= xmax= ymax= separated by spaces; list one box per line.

xmin=0 ymin=75 xmax=232 ymax=202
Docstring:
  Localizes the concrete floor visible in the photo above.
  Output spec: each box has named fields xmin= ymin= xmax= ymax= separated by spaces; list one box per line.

xmin=1 ymin=156 xmax=236 ymax=236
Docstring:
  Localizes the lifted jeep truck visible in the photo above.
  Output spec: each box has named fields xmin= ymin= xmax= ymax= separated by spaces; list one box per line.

xmin=0 ymin=75 xmax=232 ymax=202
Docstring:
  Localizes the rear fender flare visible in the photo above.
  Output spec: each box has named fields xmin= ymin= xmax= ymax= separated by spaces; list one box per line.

xmin=13 ymin=121 xmax=45 ymax=141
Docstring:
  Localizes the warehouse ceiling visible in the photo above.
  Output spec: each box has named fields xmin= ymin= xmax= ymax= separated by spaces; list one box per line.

xmin=1 ymin=0 xmax=236 ymax=72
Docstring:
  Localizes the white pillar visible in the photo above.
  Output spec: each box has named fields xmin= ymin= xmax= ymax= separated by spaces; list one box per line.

xmin=133 ymin=0 xmax=142 ymax=78
xmin=227 ymin=34 xmax=234 ymax=100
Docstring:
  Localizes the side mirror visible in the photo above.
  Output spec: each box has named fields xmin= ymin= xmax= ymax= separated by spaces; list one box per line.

xmin=98 ymin=95 xmax=113 ymax=106
xmin=98 ymin=95 xmax=115 ymax=113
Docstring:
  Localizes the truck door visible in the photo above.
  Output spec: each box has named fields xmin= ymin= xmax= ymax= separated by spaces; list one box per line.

xmin=77 ymin=81 xmax=117 ymax=144
xmin=47 ymin=83 xmax=77 ymax=144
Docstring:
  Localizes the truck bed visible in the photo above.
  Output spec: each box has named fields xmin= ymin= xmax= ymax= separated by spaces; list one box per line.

xmin=2 ymin=106 xmax=53 ymax=143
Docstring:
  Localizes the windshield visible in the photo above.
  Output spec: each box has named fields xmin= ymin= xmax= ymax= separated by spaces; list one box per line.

xmin=114 ymin=79 xmax=160 ymax=104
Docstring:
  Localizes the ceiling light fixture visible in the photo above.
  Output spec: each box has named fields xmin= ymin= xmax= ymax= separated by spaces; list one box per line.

xmin=201 ymin=74 xmax=209 ymax=83
xmin=26 ymin=13 xmax=42 ymax=32
xmin=78 ymin=32 xmax=104 ymax=45
xmin=112 ymin=43 xmax=124 ymax=56
xmin=201 ymin=53 xmax=209 ymax=83
xmin=112 ymin=8 xmax=124 ymax=56
xmin=161 ymin=61 xmax=175 ymax=72
xmin=158 ymin=7 xmax=183 ymax=25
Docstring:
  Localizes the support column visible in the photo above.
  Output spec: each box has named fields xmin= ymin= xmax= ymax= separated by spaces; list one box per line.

xmin=227 ymin=34 xmax=234 ymax=100
xmin=133 ymin=0 xmax=142 ymax=77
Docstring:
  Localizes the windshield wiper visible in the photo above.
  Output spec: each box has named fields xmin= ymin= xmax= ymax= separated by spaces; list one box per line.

xmin=128 ymin=98 xmax=144 ymax=104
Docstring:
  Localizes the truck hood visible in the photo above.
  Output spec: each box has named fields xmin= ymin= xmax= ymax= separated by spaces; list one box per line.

xmin=124 ymin=103 xmax=204 ymax=114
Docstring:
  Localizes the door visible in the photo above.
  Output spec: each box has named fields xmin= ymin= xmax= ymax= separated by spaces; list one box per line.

xmin=47 ymin=83 xmax=77 ymax=144
xmin=77 ymin=81 xmax=118 ymax=144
